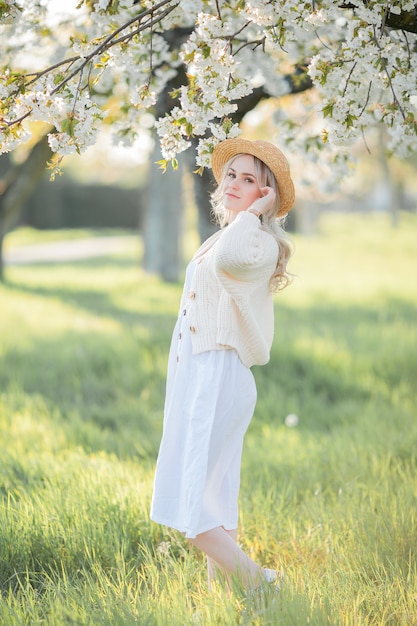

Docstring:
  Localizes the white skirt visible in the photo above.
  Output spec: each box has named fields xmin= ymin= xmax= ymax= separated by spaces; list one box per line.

xmin=150 ymin=264 xmax=257 ymax=539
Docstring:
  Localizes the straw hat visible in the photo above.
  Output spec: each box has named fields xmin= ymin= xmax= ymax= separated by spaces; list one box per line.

xmin=211 ymin=138 xmax=295 ymax=216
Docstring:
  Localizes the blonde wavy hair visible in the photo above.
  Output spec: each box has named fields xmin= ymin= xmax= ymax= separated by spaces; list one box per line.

xmin=211 ymin=154 xmax=294 ymax=292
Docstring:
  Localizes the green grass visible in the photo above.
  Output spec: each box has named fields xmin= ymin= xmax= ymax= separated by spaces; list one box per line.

xmin=0 ymin=213 xmax=416 ymax=625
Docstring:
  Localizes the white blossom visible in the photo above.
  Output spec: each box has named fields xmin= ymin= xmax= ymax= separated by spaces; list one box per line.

xmin=0 ymin=0 xmax=416 ymax=168
xmin=410 ymin=95 xmax=417 ymax=110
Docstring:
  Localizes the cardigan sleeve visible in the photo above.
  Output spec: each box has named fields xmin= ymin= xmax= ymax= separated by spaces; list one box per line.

xmin=213 ymin=211 xmax=278 ymax=283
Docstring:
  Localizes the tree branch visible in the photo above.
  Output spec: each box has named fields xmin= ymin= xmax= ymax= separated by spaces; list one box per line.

xmin=5 ymin=0 xmax=179 ymax=128
xmin=340 ymin=3 xmax=417 ymax=34
xmin=385 ymin=7 xmax=417 ymax=34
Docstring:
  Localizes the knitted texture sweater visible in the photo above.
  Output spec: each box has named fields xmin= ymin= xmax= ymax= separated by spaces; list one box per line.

xmin=179 ymin=211 xmax=279 ymax=368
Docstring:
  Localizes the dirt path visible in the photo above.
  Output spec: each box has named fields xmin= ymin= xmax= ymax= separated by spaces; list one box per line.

xmin=4 ymin=235 xmax=137 ymax=266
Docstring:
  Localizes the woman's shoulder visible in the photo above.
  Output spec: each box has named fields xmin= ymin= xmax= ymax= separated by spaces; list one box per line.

xmin=192 ymin=228 xmax=223 ymax=261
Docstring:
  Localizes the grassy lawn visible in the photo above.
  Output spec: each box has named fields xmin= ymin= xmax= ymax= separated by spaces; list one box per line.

xmin=0 ymin=213 xmax=416 ymax=625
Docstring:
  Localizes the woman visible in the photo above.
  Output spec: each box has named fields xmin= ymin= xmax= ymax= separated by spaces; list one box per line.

xmin=150 ymin=138 xmax=295 ymax=591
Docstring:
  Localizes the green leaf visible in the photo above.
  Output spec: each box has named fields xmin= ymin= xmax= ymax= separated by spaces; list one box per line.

xmin=345 ymin=113 xmax=357 ymax=128
xmin=156 ymin=159 xmax=168 ymax=173
xmin=201 ymin=44 xmax=211 ymax=59
xmin=322 ymin=102 xmax=334 ymax=118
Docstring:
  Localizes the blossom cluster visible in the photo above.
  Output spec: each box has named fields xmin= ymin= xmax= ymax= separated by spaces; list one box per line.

xmin=0 ymin=0 xmax=21 ymax=23
xmin=0 ymin=0 xmax=416 ymax=172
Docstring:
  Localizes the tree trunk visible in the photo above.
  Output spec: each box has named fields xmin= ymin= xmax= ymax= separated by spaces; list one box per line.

xmin=0 ymin=218 xmax=5 ymax=281
xmin=143 ymin=141 xmax=184 ymax=281
xmin=184 ymin=140 xmax=218 ymax=243
xmin=191 ymin=164 xmax=218 ymax=242
xmin=377 ymin=127 xmax=398 ymax=227
xmin=0 ymin=133 xmax=53 ymax=280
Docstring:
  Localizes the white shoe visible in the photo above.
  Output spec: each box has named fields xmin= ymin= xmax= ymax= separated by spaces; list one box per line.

xmin=263 ymin=568 xmax=283 ymax=590
xmin=244 ymin=568 xmax=282 ymax=614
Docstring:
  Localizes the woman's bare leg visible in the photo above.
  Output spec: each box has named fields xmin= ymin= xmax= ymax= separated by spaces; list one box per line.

xmin=189 ymin=526 xmax=264 ymax=590
xmin=206 ymin=528 xmax=237 ymax=589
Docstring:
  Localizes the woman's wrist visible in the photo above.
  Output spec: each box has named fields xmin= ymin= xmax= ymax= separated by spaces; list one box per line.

xmin=247 ymin=208 xmax=263 ymax=222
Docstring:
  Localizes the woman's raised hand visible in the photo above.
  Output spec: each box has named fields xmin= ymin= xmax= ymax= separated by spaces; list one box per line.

xmin=248 ymin=186 xmax=276 ymax=216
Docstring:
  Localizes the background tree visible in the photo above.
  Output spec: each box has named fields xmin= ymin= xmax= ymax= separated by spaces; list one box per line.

xmin=0 ymin=133 xmax=52 ymax=280
xmin=0 ymin=0 xmax=416 ymax=279
xmin=0 ymin=0 xmax=417 ymax=165
xmin=1 ymin=1 xmax=415 ymax=165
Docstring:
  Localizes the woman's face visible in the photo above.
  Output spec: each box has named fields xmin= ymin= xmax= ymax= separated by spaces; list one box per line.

xmin=223 ymin=154 xmax=262 ymax=219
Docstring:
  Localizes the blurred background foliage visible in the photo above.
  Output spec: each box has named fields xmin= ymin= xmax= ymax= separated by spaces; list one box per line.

xmin=2 ymin=100 xmax=417 ymax=237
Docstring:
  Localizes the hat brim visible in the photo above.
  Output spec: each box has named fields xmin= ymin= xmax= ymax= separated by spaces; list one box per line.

xmin=211 ymin=138 xmax=295 ymax=216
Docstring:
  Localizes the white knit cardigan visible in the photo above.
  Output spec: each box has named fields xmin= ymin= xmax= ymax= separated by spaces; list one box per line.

xmin=179 ymin=211 xmax=279 ymax=368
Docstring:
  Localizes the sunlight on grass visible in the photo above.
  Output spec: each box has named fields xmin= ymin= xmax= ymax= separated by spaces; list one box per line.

xmin=0 ymin=213 xmax=416 ymax=624
xmin=288 ymin=212 xmax=417 ymax=305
